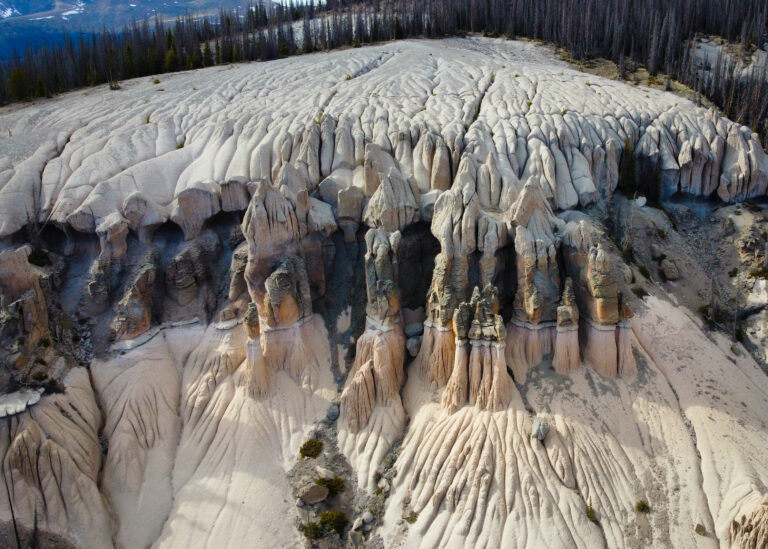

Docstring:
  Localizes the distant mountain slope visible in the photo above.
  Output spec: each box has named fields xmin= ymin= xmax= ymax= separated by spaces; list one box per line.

xmin=0 ymin=0 xmax=254 ymax=58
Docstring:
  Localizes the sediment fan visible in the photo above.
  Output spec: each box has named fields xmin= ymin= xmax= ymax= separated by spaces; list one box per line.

xmin=0 ymin=38 xmax=767 ymax=549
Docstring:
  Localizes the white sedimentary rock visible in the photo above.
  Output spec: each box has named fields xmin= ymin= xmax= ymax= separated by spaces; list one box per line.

xmin=0 ymin=37 xmax=765 ymax=549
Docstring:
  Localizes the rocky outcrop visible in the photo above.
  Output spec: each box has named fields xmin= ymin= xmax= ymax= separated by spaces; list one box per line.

xmin=0 ymin=246 xmax=51 ymax=390
xmin=561 ymin=220 xmax=636 ymax=378
xmin=241 ymin=176 xmax=336 ymax=396
xmin=339 ymin=228 xmax=407 ymax=490
xmin=505 ymin=182 xmax=562 ymax=381
xmin=730 ymin=495 xmax=768 ymax=549
xmin=442 ymin=285 xmax=513 ymax=413
xmin=163 ymin=231 xmax=221 ymax=322
xmin=552 ymin=278 xmax=580 ymax=374
xmin=110 ymin=253 xmax=159 ymax=342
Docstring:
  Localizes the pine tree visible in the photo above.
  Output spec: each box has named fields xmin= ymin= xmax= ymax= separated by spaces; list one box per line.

xmin=203 ymin=42 xmax=213 ymax=67
xmin=8 ymin=68 xmax=30 ymax=101
xmin=164 ymin=48 xmax=178 ymax=73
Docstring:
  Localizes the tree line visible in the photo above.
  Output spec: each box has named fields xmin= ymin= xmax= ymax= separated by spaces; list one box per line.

xmin=1 ymin=0 xmax=767 ymax=144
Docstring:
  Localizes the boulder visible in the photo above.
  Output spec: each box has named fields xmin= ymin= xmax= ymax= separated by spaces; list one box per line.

xmin=404 ymin=323 xmax=423 ymax=338
xmin=661 ymin=258 xmax=680 ymax=280
xmin=531 ymin=417 xmax=550 ymax=441
xmin=300 ymin=484 xmax=329 ymax=505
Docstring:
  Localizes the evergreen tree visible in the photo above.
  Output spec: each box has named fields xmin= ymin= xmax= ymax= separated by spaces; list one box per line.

xmin=8 ymin=67 xmax=30 ymax=101
xmin=203 ymin=42 xmax=213 ymax=67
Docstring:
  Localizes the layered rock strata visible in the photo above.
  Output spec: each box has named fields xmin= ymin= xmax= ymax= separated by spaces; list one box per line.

xmin=241 ymin=175 xmax=336 ymax=396
xmin=338 ymin=228 xmax=407 ymax=490
xmin=561 ymin=221 xmax=637 ymax=378
xmin=442 ymin=285 xmax=513 ymax=413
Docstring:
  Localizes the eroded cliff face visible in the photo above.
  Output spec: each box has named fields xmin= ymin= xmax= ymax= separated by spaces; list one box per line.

xmin=1 ymin=38 xmax=768 ymax=549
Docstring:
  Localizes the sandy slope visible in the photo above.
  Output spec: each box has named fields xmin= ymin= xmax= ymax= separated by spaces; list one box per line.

xmin=380 ymin=291 xmax=766 ymax=549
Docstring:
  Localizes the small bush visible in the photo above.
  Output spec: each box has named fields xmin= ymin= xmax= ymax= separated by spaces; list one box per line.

xmin=316 ymin=476 xmax=345 ymax=497
xmin=176 ymin=139 xmax=185 ymax=149
xmin=586 ymin=500 xmax=597 ymax=523
xmin=404 ymin=511 xmax=419 ymax=524
xmin=318 ymin=510 xmax=348 ymax=536
xmin=657 ymin=228 xmax=668 ymax=239
xmin=561 ymin=108 xmax=568 ymax=115
xmin=526 ymin=100 xmax=532 ymax=106
xmin=622 ymin=243 xmax=635 ymax=263
xmin=748 ymin=267 xmax=768 ymax=279
xmin=300 ymin=438 xmax=323 ymax=458
xmin=152 ymin=78 xmax=160 ymax=84
xmin=728 ymin=267 xmax=738 ymax=278
xmin=635 ymin=499 xmax=650 ymax=513
xmin=735 ymin=326 xmax=745 ymax=342
xmin=303 ymin=521 xmax=323 ymax=540
xmin=32 ymin=371 xmax=49 ymax=382
xmin=145 ymin=115 xmax=151 ymax=124
xmin=632 ymin=286 xmax=648 ymax=299
xmin=638 ymin=264 xmax=651 ymax=279
xmin=514 ymin=73 xmax=520 ymax=77
xmin=344 ymin=74 xmax=352 ymax=81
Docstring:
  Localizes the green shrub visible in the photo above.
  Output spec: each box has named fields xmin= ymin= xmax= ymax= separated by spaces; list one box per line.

xmin=635 ymin=499 xmax=650 ymax=513
xmin=638 ymin=264 xmax=650 ymax=279
xmin=345 ymin=74 xmax=352 ymax=81
xmin=316 ymin=476 xmax=345 ymax=497
xmin=632 ymin=286 xmax=648 ymax=299
xmin=586 ymin=500 xmax=597 ymax=523
xmin=318 ymin=510 xmax=348 ymax=536
xmin=622 ymin=243 xmax=635 ymax=263
xmin=299 ymin=439 xmax=323 ymax=458
xmin=657 ymin=228 xmax=668 ymax=239
xmin=32 ymin=370 xmax=49 ymax=381
xmin=303 ymin=521 xmax=323 ymax=540
xmin=176 ymin=139 xmax=185 ymax=149
xmin=152 ymin=78 xmax=160 ymax=84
